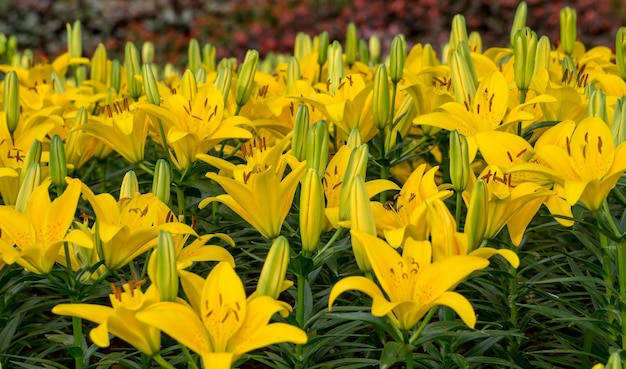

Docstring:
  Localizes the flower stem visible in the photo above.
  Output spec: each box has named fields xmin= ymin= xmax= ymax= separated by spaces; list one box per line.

xmin=153 ymin=354 xmax=177 ymax=369
xmin=295 ymin=272 xmax=307 ymax=369
xmin=313 ymin=227 xmax=344 ymax=265
xmin=617 ymin=240 xmax=626 ymax=351
xmin=409 ymin=306 xmax=437 ymax=345
xmin=455 ymin=191 xmax=463 ymax=232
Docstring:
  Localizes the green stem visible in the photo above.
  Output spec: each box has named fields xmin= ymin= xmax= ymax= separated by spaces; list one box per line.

xmin=137 ymin=162 xmax=155 ymax=176
xmin=313 ymin=227 xmax=344 ymax=265
xmin=389 ymin=82 xmax=398 ymax=130
xmin=454 ymin=191 xmax=463 ymax=232
xmin=234 ymin=105 xmax=242 ymax=116
xmin=176 ymin=185 xmax=185 ymax=218
xmin=69 ymin=293 xmax=84 ymax=369
xmin=379 ymin=165 xmax=389 ymax=203
xmin=517 ymin=89 xmax=527 ymax=136
xmin=618 ymin=240 xmax=626 ymax=351
xmin=180 ymin=345 xmax=199 ymax=369
xmin=510 ymin=265 xmax=519 ymax=330
xmin=295 ymin=272 xmax=307 ymax=369
xmin=409 ymin=306 xmax=437 ymax=345
xmin=152 ymin=354 xmax=177 ymax=369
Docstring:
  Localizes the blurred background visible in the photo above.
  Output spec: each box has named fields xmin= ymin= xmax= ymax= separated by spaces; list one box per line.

xmin=1 ymin=0 xmax=625 ymax=65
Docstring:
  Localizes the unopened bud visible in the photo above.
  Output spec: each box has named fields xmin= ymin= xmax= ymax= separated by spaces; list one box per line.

xmin=49 ymin=135 xmax=68 ymax=192
xmin=465 ymin=179 xmax=488 ymax=252
xmin=294 ymin=32 xmax=312 ymax=60
xmin=449 ymin=45 xmax=477 ymax=108
xmin=450 ymin=130 xmax=470 ymax=192
xmin=142 ymin=41 xmax=155 ymax=65
xmin=256 ymin=236 xmax=290 ymax=299
xmin=91 ymin=43 xmax=108 ymax=85
xmin=291 ymin=104 xmax=309 ymax=161
xmin=50 ymin=70 xmax=65 ymax=94
xmin=449 ymin=14 xmax=468 ymax=51
xmin=612 ymin=96 xmax=626 ymax=145
xmin=369 ymin=35 xmax=381 ymax=65
xmin=327 ymin=41 xmax=344 ymax=94
xmin=124 ymin=42 xmax=142 ymax=100
xmin=110 ymin=59 xmax=121 ymax=93
xmin=66 ymin=20 xmax=82 ymax=59
xmin=316 ymin=31 xmax=330 ymax=66
xmin=468 ymin=31 xmax=482 ymax=53
xmin=560 ymin=6 xmax=577 ymax=55
xmin=617 ymin=27 xmax=626 ymax=80
xmin=119 ymin=170 xmax=139 ymax=200
xmin=19 ymin=139 xmax=42 ymax=185
xmin=359 ymin=39 xmax=370 ymax=66
xmin=142 ymin=63 xmax=161 ymax=105
xmin=372 ymin=64 xmax=390 ymax=130
xmin=180 ymin=69 xmax=198 ymax=100
xmin=588 ymin=87 xmax=608 ymax=123
xmin=153 ymin=230 xmax=179 ymax=302
xmin=348 ymin=175 xmax=376 ymax=273
xmin=214 ymin=65 xmax=232 ymax=106
xmin=338 ymin=144 xmax=368 ymax=221
xmin=509 ymin=1 xmax=527 ymax=47
xmin=389 ymin=35 xmax=406 ymax=84
xmin=188 ymin=38 xmax=201 ymax=74
xmin=202 ymin=43 xmax=216 ymax=72
xmin=152 ymin=159 xmax=171 ymax=204
xmin=300 ymin=169 xmax=324 ymax=254
xmin=3 ymin=70 xmax=20 ymax=134
xmin=286 ymin=56 xmax=300 ymax=95
xmin=305 ymin=119 xmax=329 ymax=176
xmin=533 ymin=36 xmax=551 ymax=75
xmin=15 ymin=163 xmax=41 ymax=213
xmin=346 ymin=128 xmax=362 ymax=148
xmin=345 ymin=22 xmax=358 ymax=68
xmin=513 ymin=27 xmax=538 ymax=92
xmin=235 ymin=50 xmax=259 ymax=109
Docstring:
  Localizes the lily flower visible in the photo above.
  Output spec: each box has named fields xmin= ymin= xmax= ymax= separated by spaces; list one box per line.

xmin=510 ymin=116 xmax=626 ymax=211
xmin=53 ymin=281 xmax=162 ymax=356
xmin=0 ymin=178 xmax=90 ymax=274
xmin=136 ymin=262 xmax=308 ymax=369
xmin=200 ymin=159 xmax=306 ymax=240
xmin=329 ymin=231 xmax=489 ymax=330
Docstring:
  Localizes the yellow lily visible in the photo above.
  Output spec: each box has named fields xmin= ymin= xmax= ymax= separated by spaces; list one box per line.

xmin=510 ymin=116 xmax=626 ymax=211
xmin=329 ymin=231 xmax=489 ymax=330
xmin=139 ymin=83 xmax=253 ymax=171
xmin=81 ymin=183 xmax=195 ymax=270
xmin=77 ymin=97 xmax=149 ymax=164
xmin=414 ymin=70 xmax=554 ymax=159
xmin=137 ymin=262 xmax=308 ymax=369
xmin=0 ymin=178 xmax=90 ymax=274
xmin=200 ymin=159 xmax=306 ymax=240
xmin=52 ymin=282 xmax=162 ymax=356
xmin=371 ymin=164 xmax=452 ymax=247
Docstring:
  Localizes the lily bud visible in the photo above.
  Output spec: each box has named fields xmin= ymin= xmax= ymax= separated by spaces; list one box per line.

xmin=465 ymin=179 xmax=488 ymax=252
xmin=533 ymin=36 xmax=551 ymax=75
xmin=346 ymin=128 xmax=362 ymax=148
xmin=450 ymin=130 xmax=470 ymax=192
xmin=188 ymin=38 xmax=201 ymax=74
xmin=66 ymin=20 xmax=82 ymax=59
xmin=560 ymin=6 xmax=577 ymax=55
xmin=561 ymin=54 xmax=577 ymax=86
xmin=91 ymin=43 xmax=108 ymax=85
xmin=235 ymin=49 xmax=259 ymax=108
xmin=294 ymin=32 xmax=312 ymax=60
xmin=152 ymin=159 xmax=171 ymax=204
xmin=389 ymin=35 xmax=406 ymax=84
xmin=286 ymin=56 xmax=300 ymax=95
xmin=110 ymin=59 xmax=121 ymax=93
xmin=612 ymin=96 xmax=626 ymax=145
xmin=359 ymin=39 xmax=370 ymax=66
xmin=291 ymin=104 xmax=309 ymax=161
xmin=305 ymin=119 xmax=330 ymax=176
xmin=49 ymin=135 xmax=68 ymax=192
xmin=0 ymin=34 xmax=5 ymax=57
xmin=617 ymin=27 xmax=626 ymax=80
xmin=256 ymin=236 xmax=291 ymax=299
xmin=154 ymin=230 xmax=179 ymax=302
xmin=19 ymin=139 xmax=42 ymax=185
xmin=214 ymin=65 xmax=232 ymax=106
xmin=124 ymin=42 xmax=142 ymax=100
xmin=300 ymin=169 xmax=324 ymax=254
xmin=202 ymin=43 xmax=216 ymax=72
xmin=588 ymin=87 xmax=608 ymax=123
xmin=178 ymin=69 xmax=197 ymax=100
xmin=603 ymin=351 xmax=623 ymax=369
xmin=317 ymin=31 xmax=330 ymax=66
xmin=65 ymin=107 xmax=87 ymax=171
xmin=119 ymin=170 xmax=139 ymax=200
xmin=142 ymin=41 xmax=155 ymax=64
xmin=15 ymin=163 xmax=41 ymax=213
xmin=327 ymin=41 xmax=344 ymax=94
xmin=338 ymin=144 xmax=368 ymax=221
xmin=468 ymin=31 xmax=482 ymax=53
xmin=449 ymin=14 xmax=468 ymax=51
xmin=3 ymin=70 xmax=19 ymax=134
xmin=348 ymin=175 xmax=376 ymax=273
xmin=372 ymin=64 xmax=390 ymax=130
xmin=509 ymin=1 xmax=527 ymax=47
xmin=345 ymin=22 xmax=358 ymax=68
xmin=513 ymin=27 xmax=538 ymax=92
xmin=369 ymin=35 xmax=381 ymax=65
xmin=142 ymin=63 xmax=161 ymax=106
xmin=449 ymin=46 xmax=477 ymax=108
